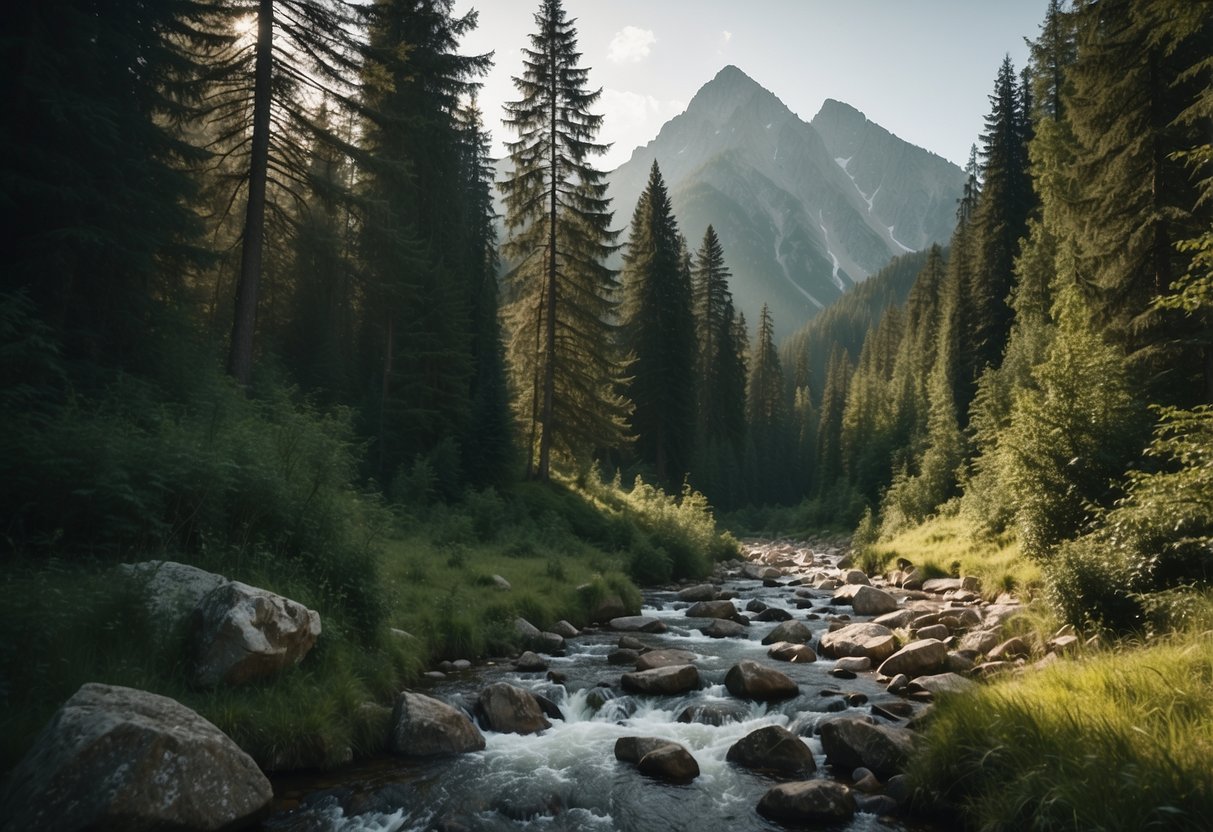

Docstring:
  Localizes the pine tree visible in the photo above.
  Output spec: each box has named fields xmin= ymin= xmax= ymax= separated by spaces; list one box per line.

xmin=691 ymin=226 xmax=742 ymax=476
xmin=501 ymin=0 xmax=628 ymax=480
xmin=1063 ymin=0 xmax=1211 ymax=400
xmin=621 ymin=162 xmax=695 ymax=488
xmin=2 ymin=0 xmax=212 ymax=369
xmin=815 ymin=346 xmax=851 ymax=496
xmin=358 ymin=0 xmax=489 ymax=483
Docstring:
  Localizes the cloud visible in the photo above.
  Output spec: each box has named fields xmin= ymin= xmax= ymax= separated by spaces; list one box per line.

xmin=599 ymin=90 xmax=689 ymax=166
xmin=608 ymin=26 xmax=656 ymax=63
xmin=721 ymin=30 xmax=733 ymax=44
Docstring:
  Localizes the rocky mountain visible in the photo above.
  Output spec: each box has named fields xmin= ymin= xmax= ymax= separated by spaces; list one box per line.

xmin=606 ymin=66 xmax=965 ymax=339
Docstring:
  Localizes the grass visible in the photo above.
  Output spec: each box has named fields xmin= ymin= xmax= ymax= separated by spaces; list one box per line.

xmin=908 ymin=627 xmax=1213 ymax=831
xmin=0 ymin=472 xmax=733 ymax=775
xmin=866 ymin=514 xmax=1042 ymax=600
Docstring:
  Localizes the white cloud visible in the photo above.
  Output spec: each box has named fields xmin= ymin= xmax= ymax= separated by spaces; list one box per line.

xmin=721 ymin=30 xmax=733 ymax=44
xmin=599 ymin=89 xmax=688 ymax=167
xmin=608 ymin=26 xmax=656 ymax=63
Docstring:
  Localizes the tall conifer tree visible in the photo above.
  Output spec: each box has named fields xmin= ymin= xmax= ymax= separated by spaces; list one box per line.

xmin=501 ymin=0 xmax=627 ymax=480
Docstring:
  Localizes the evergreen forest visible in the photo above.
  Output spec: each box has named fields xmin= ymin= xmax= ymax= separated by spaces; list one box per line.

xmin=1 ymin=0 xmax=1211 ymax=828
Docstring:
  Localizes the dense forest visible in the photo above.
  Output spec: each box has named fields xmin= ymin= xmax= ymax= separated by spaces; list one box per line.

xmin=2 ymin=0 xmax=1212 ymax=828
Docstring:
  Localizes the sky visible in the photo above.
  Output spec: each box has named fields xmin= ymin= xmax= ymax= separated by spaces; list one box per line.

xmin=452 ymin=0 xmax=1050 ymax=171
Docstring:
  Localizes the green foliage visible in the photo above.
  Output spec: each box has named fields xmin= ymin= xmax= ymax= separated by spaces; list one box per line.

xmin=909 ymin=630 xmax=1213 ymax=831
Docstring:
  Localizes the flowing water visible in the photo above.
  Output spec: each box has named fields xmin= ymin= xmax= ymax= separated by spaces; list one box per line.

xmin=264 ymin=547 xmax=933 ymax=832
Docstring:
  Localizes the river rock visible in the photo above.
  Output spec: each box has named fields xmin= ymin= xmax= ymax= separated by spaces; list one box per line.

xmin=876 ymin=639 xmax=948 ymax=679
xmin=685 ymin=600 xmax=745 ymax=622
xmin=676 ymin=701 xmax=747 ymax=726
xmin=914 ymin=623 xmax=951 ymax=642
xmin=905 ymin=672 xmax=977 ymax=697
xmin=819 ymin=716 xmax=915 ymax=779
xmin=0 ymin=683 xmax=271 ymax=832
xmin=618 ymin=635 xmax=648 ymax=650
xmin=635 ymin=648 xmax=697 ymax=671
xmin=637 ymin=743 xmax=700 ymax=784
xmin=615 ymin=737 xmax=699 ymax=784
xmin=921 ymin=578 xmax=963 ymax=594
xmin=761 ymin=620 xmax=812 ymax=645
xmin=850 ymin=585 xmax=900 ymax=616
xmin=514 ymin=651 xmax=548 ymax=672
xmin=609 ymin=648 xmax=641 ymax=665
xmin=621 ymin=664 xmax=700 ymax=696
xmin=819 ymin=622 xmax=898 ymax=663
xmin=835 ymin=656 xmax=872 ymax=673
xmin=550 ymin=620 xmax=580 ymax=639
xmin=753 ymin=607 xmax=794 ymax=622
xmin=587 ymin=593 xmax=628 ymax=623
xmin=490 ymin=574 xmax=511 ymax=591
xmin=945 ymin=651 xmax=976 ymax=674
xmin=514 ymin=616 xmax=542 ymax=644
xmin=872 ymin=609 xmax=915 ymax=629
xmin=988 ymin=636 xmax=1031 ymax=661
xmin=1049 ymin=634 xmax=1080 ymax=655
xmin=726 ymin=725 xmax=816 ymax=777
xmin=756 ymin=781 xmax=856 ymax=825
xmin=767 ymin=641 xmax=818 ymax=663
xmin=390 ymin=691 xmax=485 ymax=756
xmin=477 ymin=683 xmax=551 ymax=735
xmin=724 ymin=660 xmax=799 ymax=702
xmin=700 ymin=618 xmax=748 ymax=638
xmin=677 ymin=584 xmax=718 ymax=602
xmin=191 ymin=580 xmax=321 ymax=687
xmin=609 ymin=615 xmax=667 ymax=633
xmin=958 ymin=629 xmax=1001 ymax=655
xmin=843 ymin=569 xmax=870 ymax=585
xmin=746 ymin=598 xmax=768 ymax=612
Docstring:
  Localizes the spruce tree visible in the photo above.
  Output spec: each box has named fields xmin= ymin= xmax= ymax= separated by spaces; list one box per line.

xmin=501 ymin=0 xmax=628 ymax=480
xmin=358 ymin=0 xmax=490 ymax=484
xmin=621 ymin=161 xmax=695 ymax=488
xmin=815 ymin=346 xmax=851 ymax=496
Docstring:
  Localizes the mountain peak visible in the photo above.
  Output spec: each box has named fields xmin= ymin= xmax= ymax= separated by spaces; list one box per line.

xmin=688 ymin=64 xmax=782 ymax=117
xmin=816 ymin=98 xmax=867 ymax=122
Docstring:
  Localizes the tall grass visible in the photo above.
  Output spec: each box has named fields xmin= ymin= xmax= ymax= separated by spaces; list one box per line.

xmin=868 ymin=513 xmax=1041 ymax=599
xmin=909 ymin=629 xmax=1213 ymax=831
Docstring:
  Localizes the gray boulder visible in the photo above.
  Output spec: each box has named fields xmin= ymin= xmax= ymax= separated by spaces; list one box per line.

xmin=834 ymin=656 xmax=872 ymax=673
xmin=685 ymin=600 xmax=745 ymax=622
xmin=756 ymin=781 xmax=855 ymax=825
xmin=118 ymin=560 xmax=228 ymax=624
xmin=819 ymin=622 xmax=898 ymax=663
xmin=514 ymin=651 xmax=548 ymax=672
xmin=850 ymin=585 xmax=900 ymax=616
xmin=609 ymin=616 xmax=667 ymax=633
xmin=390 ymin=691 xmax=486 ymax=756
xmin=726 ymin=725 xmax=816 ymax=777
xmin=699 ymin=618 xmax=748 ymax=638
xmin=550 ymin=619 xmax=580 ymax=639
xmin=819 ymin=716 xmax=915 ymax=779
xmin=192 ymin=581 xmax=321 ymax=687
xmin=621 ymin=664 xmax=700 ymax=696
xmin=637 ymin=743 xmax=700 ymax=784
xmin=767 ymin=641 xmax=818 ymax=663
xmin=761 ymin=620 xmax=812 ymax=645
xmin=635 ymin=648 xmax=697 ymax=671
xmin=478 ymin=683 xmax=551 ymax=735
xmin=676 ymin=584 xmax=717 ymax=602
xmin=906 ymin=673 xmax=977 ymax=697
xmin=877 ymin=639 xmax=948 ymax=679
xmin=724 ymin=660 xmax=799 ymax=702
xmin=0 ymin=683 xmax=271 ymax=832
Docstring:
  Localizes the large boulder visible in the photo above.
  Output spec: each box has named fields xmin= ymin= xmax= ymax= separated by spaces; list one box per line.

xmin=477 ymin=683 xmax=551 ymax=735
xmin=635 ymin=648 xmax=697 ymax=671
xmin=637 ymin=744 xmax=700 ymax=784
xmin=699 ymin=619 xmax=748 ymax=638
xmin=609 ymin=616 xmax=667 ymax=633
xmin=819 ymin=716 xmax=915 ymax=779
xmin=615 ymin=737 xmax=699 ymax=784
xmin=877 ymin=639 xmax=948 ymax=679
xmin=685 ymin=600 xmax=745 ymax=622
xmin=118 ymin=560 xmax=228 ymax=625
xmin=850 ymin=585 xmax=900 ymax=616
xmin=767 ymin=641 xmax=818 ymax=663
xmin=586 ymin=593 xmax=628 ymax=624
xmin=192 ymin=581 xmax=321 ymax=687
xmin=390 ymin=691 xmax=486 ymax=756
xmin=760 ymin=620 xmax=812 ymax=645
xmin=819 ymin=622 xmax=898 ymax=663
xmin=621 ymin=664 xmax=700 ymax=696
xmin=0 ymin=683 xmax=271 ymax=832
xmin=756 ymin=781 xmax=855 ymax=825
xmin=726 ymin=725 xmax=816 ymax=777
xmin=724 ymin=660 xmax=799 ymax=702
xmin=676 ymin=584 xmax=718 ymax=602
xmin=906 ymin=673 xmax=977 ymax=698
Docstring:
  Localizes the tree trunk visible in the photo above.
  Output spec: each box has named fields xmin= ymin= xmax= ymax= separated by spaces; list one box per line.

xmin=536 ymin=40 xmax=559 ymax=482
xmin=227 ymin=0 xmax=273 ymax=387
